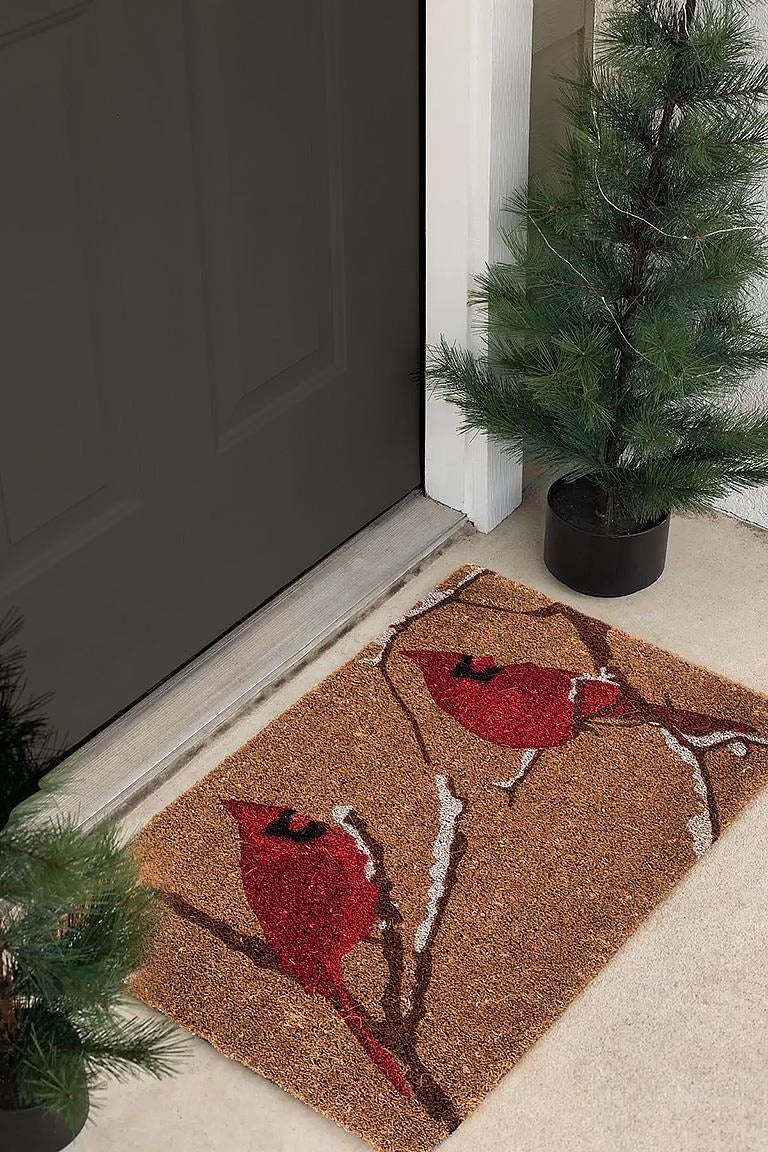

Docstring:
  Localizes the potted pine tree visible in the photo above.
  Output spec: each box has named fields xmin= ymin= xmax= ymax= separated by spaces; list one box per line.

xmin=429 ymin=0 xmax=768 ymax=596
xmin=0 ymin=620 xmax=182 ymax=1150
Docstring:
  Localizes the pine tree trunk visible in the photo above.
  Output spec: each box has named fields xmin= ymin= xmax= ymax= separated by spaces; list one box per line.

xmin=601 ymin=486 xmax=617 ymax=533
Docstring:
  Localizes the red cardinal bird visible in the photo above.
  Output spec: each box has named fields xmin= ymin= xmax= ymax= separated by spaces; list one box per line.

xmin=222 ymin=800 xmax=411 ymax=1097
xmin=403 ymin=650 xmax=622 ymax=748
xmin=402 ymin=650 xmax=755 ymax=750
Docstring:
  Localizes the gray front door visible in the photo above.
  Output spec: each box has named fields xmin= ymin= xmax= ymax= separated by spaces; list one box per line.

xmin=0 ymin=1 xmax=421 ymax=745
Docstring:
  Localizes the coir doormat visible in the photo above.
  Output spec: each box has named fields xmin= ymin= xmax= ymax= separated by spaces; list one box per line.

xmin=132 ymin=566 xmax=768 ymax=1152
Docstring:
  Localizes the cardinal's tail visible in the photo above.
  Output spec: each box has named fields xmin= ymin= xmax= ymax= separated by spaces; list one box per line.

xmin=327 ymin=973 xmax=412 ymax=1098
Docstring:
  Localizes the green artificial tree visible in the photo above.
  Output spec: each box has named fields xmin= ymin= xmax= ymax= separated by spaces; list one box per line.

xmin=429 ymin=0 xmax=768 ymax=532
xmin=0 ymin=630 xmax=182 ymax=1128
xmin=0 ymin=613 xmax=59 ymax=828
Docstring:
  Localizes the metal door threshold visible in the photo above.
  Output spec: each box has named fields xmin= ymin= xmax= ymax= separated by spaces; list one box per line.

xmin=35 ymin=493 xmax=467 ymax=829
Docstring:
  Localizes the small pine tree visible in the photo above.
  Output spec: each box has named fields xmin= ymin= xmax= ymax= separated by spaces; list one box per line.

xmin=0 ymin=613 xmax=59 ymax=827
xmin=428 ymin=0 xmax=768 ymax=531
xmin=0 ymin=633 xmax=183 ymax=1125
xmin=0 ymin=812 xmax=184 ymax=1125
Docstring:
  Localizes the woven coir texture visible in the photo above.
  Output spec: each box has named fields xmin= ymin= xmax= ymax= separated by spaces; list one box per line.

xmin=132 ymin=567 xmax=768 ymax=1152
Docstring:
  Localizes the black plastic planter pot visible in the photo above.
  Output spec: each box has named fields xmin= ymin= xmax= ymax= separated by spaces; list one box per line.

xmin=544 ymin=479 xmax=670 ymax=597
xmin=0 ymin=1094 xmax=88 ymax=1152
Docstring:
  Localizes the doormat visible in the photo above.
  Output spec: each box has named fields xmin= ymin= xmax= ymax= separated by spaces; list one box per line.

xmin=131 ymin=566 xmax=768 ymax=1152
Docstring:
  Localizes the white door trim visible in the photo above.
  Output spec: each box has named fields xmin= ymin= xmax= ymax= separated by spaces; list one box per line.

xmin=425 ymin=0 xmax=532 ymax=532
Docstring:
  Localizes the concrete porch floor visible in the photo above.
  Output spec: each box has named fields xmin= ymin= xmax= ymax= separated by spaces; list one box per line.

xmin=73 ymin=486 xmax=768 ymax=1152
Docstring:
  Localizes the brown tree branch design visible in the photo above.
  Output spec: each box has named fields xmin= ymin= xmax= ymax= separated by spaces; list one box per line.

xmin=340 ymin=808 xmax=465 ymax=1129
xmin=366 ymin=566 xmax=489 ymax=764
xmin=152 ymin=801 xmax=464 ymax=1135
xmin=364 ymin=566 xmax=768 ymax=858
xmin=340 ymin=812 xmax=405 ymax=1031
xmin=151 ymin=888 xmax=277 ymax=970
xmin=450 ymin=581 xmax=768 ymax=848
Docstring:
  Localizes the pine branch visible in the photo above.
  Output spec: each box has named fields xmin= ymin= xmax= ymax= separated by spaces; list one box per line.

xmin=0 ymin=613 xmax=60 ymax=828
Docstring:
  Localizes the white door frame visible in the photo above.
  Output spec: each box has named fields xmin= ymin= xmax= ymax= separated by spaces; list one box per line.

xmin=424 ymin=0 xmax=532 ymax=532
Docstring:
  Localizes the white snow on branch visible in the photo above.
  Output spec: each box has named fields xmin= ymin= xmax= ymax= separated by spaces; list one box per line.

xmin=657 ymin=726 xmax=705 ymax=786
xmin=359 ymin=566 xmax=488 ymax=665
xmin=682 ymin=729 xmax=768 ymax=749
xmin=567 ymin=666 xmax=617 ymax=703
xmin=687 ymin=809 xmax=714 ymax=858
xmin=657 ymin=726 xmax=713 ymax=857
xmin=413 ymin=775 xmax=463 ymax=954
xmin=332 ymin=804 xmax=376 ymax=880
xmin=492 ymin=748 xmax=539 ymax=791
xmin=656 ymin=721 xmax=768 ymax=857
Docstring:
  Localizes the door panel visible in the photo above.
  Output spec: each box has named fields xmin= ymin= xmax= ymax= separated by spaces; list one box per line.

xmin=186 ymin=1 xmax=347 ymax=448
xmin=0 ymin=0 xmax=421 ymax=745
